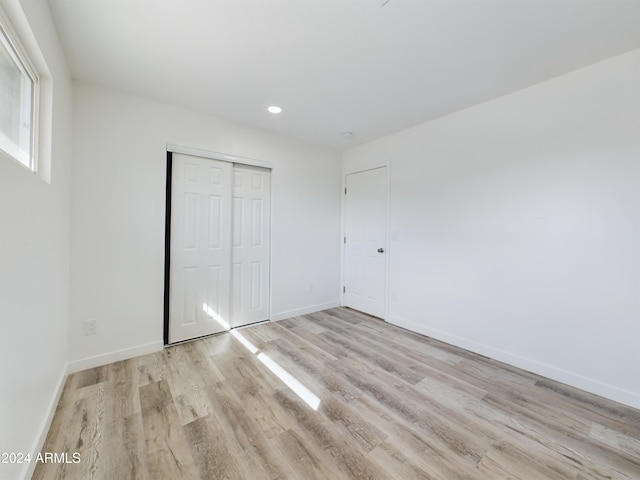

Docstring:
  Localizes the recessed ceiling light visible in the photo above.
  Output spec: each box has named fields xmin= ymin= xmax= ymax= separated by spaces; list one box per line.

xmin=267 ymin=105 xmax=282 ymax=114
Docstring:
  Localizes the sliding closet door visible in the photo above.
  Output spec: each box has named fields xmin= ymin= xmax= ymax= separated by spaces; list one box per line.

xmin=231 ymin=165 xmax=271 ymax=327
xmin=168 ymin=153 xmax=272 ymax=343
xmin=169 ymin=153 xmax=232 ymax=343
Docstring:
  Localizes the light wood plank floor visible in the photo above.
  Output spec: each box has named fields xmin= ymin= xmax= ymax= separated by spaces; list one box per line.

xmin=34 ymin=308 xmax=640 ymax=479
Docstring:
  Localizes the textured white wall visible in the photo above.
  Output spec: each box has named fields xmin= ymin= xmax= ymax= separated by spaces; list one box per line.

xmin=0 ymin=0 xmax=72 ymax=479
xmin=343 ymin=50 xmax=640 ymax=408
xmin=69 ymin=83 xmax=341 ymax=367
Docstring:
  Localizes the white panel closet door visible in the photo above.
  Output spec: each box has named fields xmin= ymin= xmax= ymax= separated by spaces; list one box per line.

xmin=231 ymin=165 xmax=271 ymax=328
xmin=169 ymin=154 xmax=232 ymax=343
xmin=344 ymin=167 xmax=388 ymax=318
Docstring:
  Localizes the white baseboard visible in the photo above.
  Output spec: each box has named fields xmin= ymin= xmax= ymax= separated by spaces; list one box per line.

xmin=387 ymin=314 xmax=640 ymax=410
xmin=67 ymin=341 xmax=164 ymax=373
xmin=22 ymin=365 xmax=67 ymax=480
xmin=270 ymin=300 xmax=340 ymax=322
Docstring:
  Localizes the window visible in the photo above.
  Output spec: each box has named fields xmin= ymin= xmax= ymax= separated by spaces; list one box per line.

xmin=0 ymin=11 xmax=38 ymax=172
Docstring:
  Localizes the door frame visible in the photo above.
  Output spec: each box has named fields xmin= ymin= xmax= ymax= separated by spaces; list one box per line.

xmin=340 ymin=163 xmax=391 ymax=319
xmin=163 ymin=144 xmax=272 ymax=345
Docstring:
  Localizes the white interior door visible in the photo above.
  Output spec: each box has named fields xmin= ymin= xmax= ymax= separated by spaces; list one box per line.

xmin=231 ymin=165 xmax=271 ymax=328
xmin=168 ymin=154 xmax=271 ymax=343
xmin=169 ymin=153 xmax=233 ymax=343
xmin=344 ymin=167 xmax=388 ymax=318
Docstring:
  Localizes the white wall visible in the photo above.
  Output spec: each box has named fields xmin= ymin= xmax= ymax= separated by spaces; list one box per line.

xmin=343 ymin=50 xmax=640 ymax=408
xmin=0 ymin=0 xmax=72 ymax=479
xmin=69 ymin=83 xmax=341 ymax=368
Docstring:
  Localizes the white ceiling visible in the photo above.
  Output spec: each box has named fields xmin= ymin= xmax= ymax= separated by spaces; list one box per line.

xmin=48 ymin=0 xmax=640 ymax=150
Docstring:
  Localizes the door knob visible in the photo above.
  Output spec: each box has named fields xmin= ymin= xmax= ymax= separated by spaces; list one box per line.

xmin=377 ymin=248 xmax=385 ymax=253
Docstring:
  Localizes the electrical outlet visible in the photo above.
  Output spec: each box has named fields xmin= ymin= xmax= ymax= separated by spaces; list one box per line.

xmin=307 ymin=283 xmax=314 ymax=293
xmin=84 ymin=318 xmax=97 ymax=335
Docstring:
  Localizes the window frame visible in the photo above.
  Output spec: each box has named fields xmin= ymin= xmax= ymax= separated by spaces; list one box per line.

xmin=0 ymin=5 xmax=40 ymax=174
